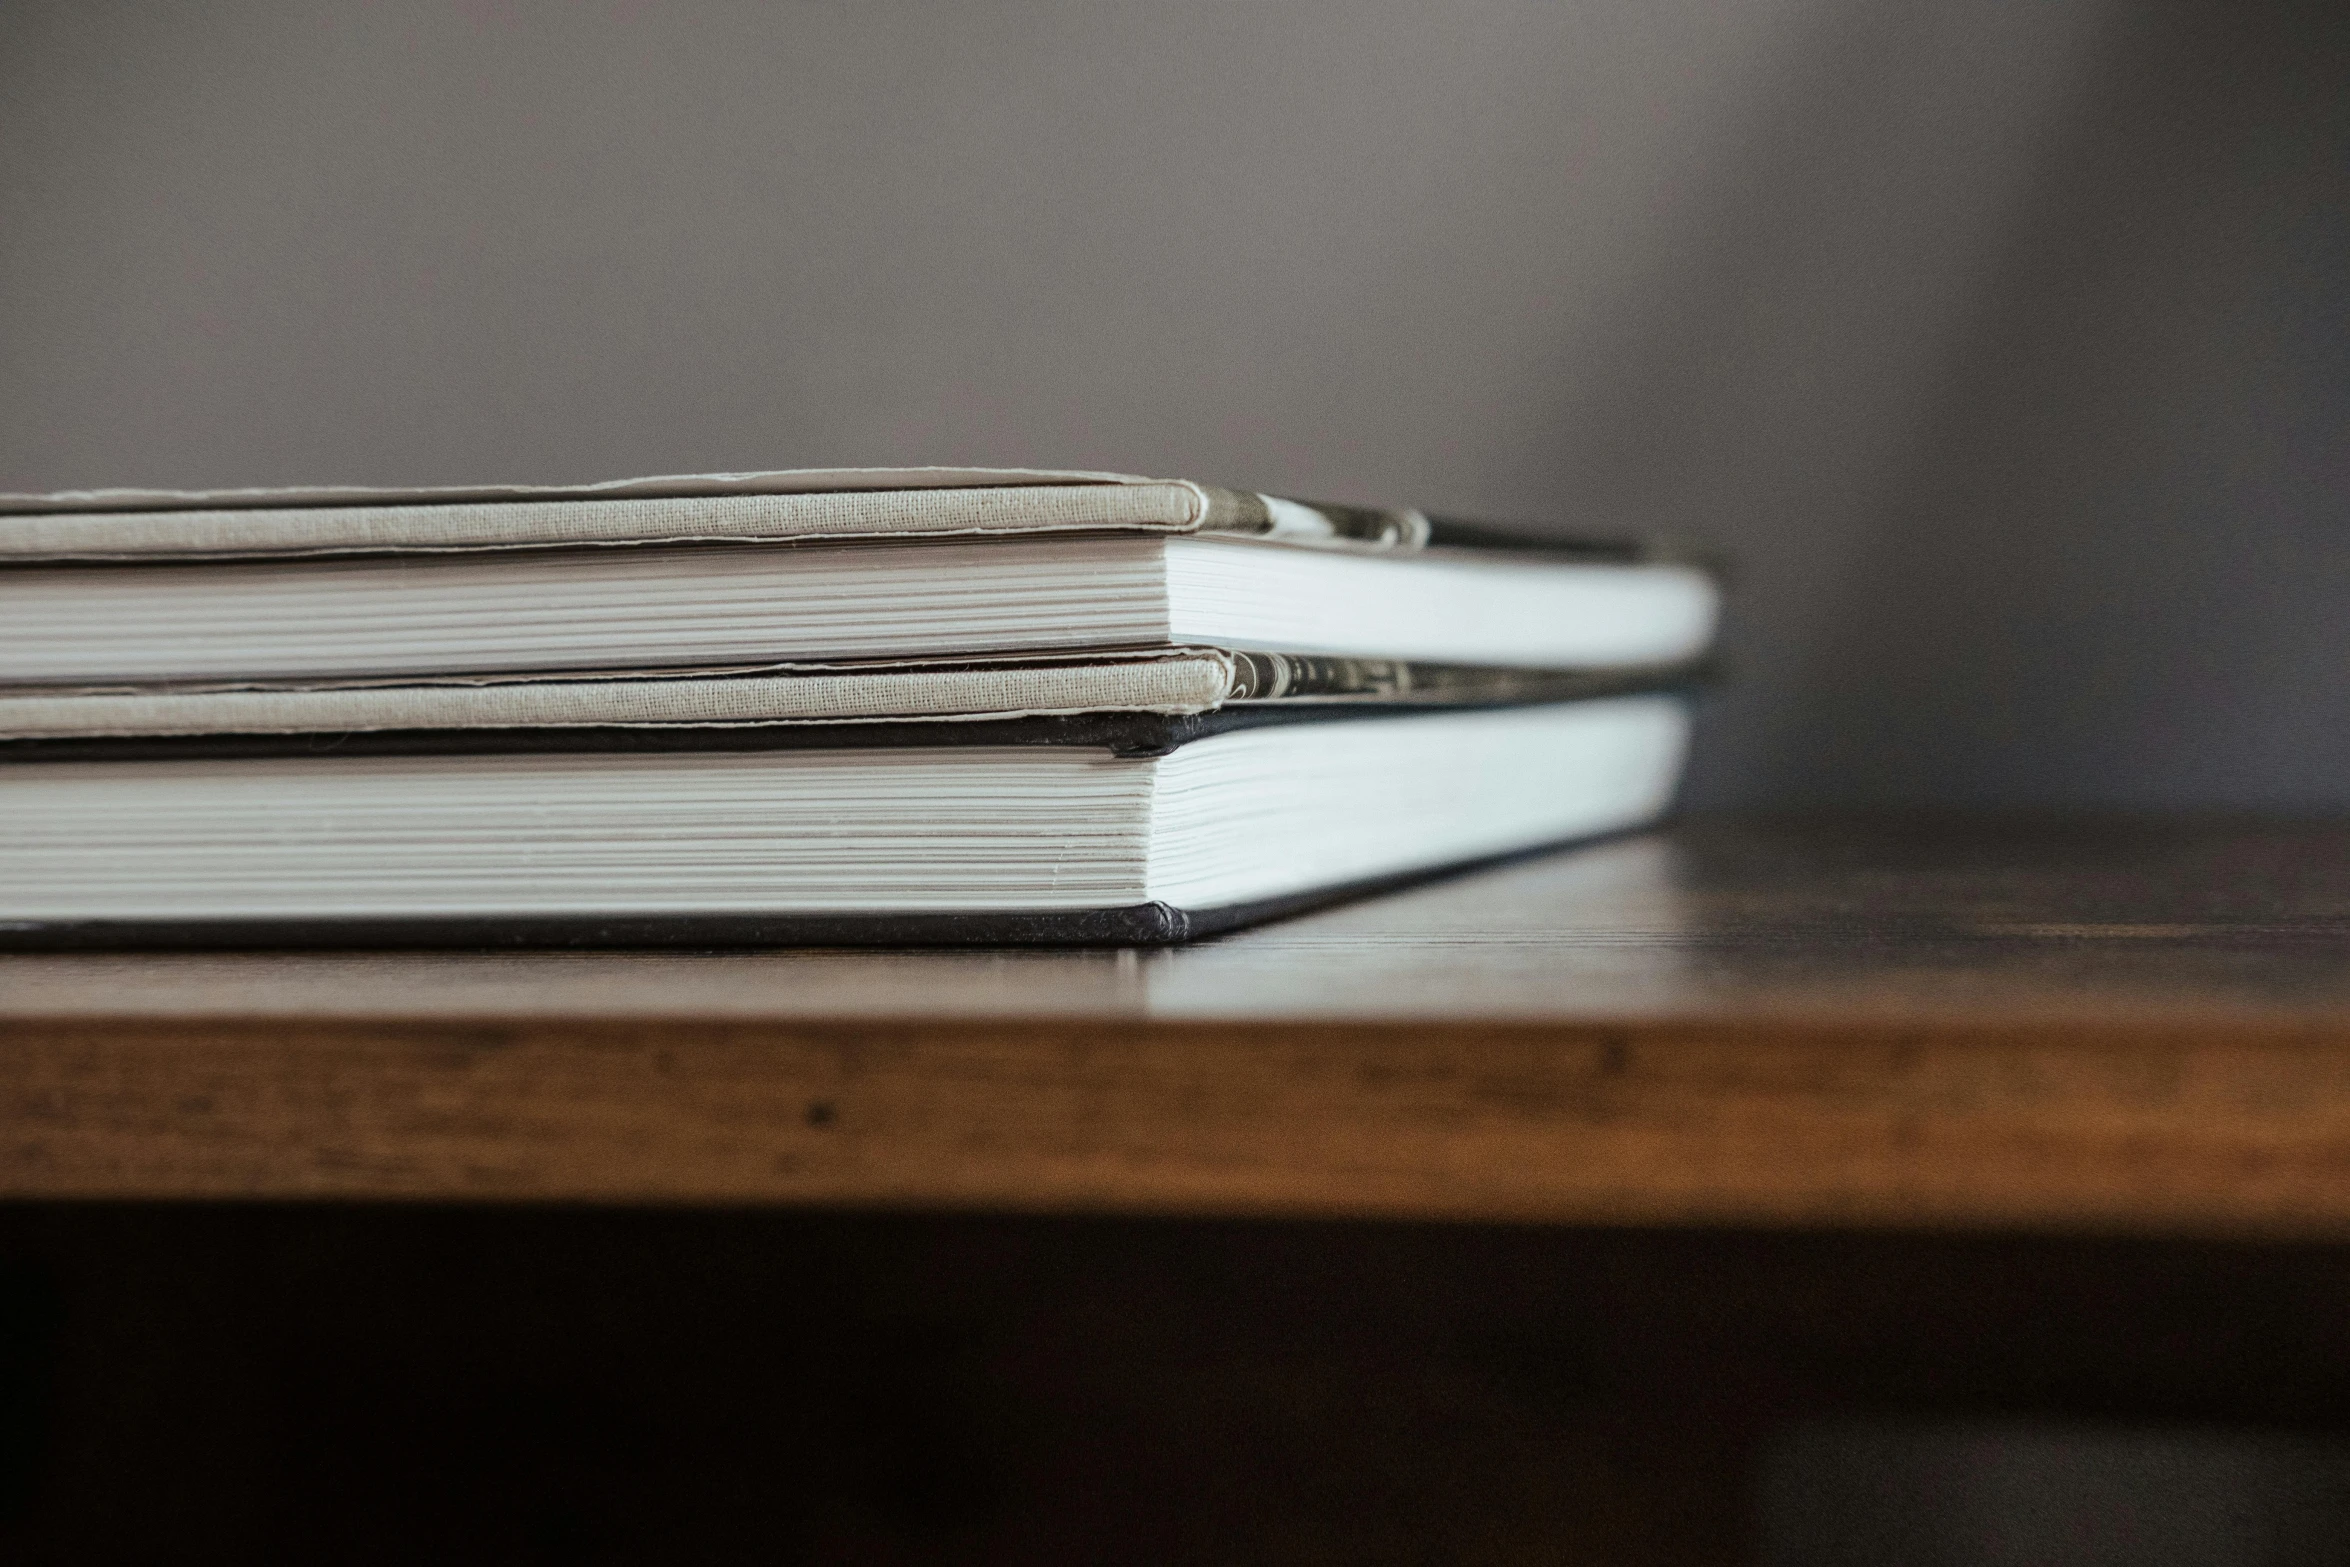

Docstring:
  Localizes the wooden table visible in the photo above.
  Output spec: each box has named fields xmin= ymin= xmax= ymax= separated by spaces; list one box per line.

xmin=6 ymin=817 xmax=2350 ymax=1563
xmin=7 ymin=815 xmax=2350 ymax=1232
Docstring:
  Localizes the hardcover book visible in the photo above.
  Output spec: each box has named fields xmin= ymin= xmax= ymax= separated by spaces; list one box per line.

xmin=0 ymin=695 xmax=1693 ymax=947
xmin=0 ymin=467 xmax=1716 ymax=684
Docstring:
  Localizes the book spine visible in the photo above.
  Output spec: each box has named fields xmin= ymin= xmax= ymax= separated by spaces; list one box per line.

xmin=1193 ymin=488 xmax=1432 ymax=550
xmin=1221 ymin=651 xmax=1713 ymax=706
xmin=1194 ymin=487 xmax=1712 ymax=565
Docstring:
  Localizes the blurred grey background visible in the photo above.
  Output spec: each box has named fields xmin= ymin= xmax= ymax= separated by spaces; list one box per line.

xmin=0 ymin=0 xmax=2343 ymax=810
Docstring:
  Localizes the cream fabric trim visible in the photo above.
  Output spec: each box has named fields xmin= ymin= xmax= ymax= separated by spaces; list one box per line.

xmin=0 ymin=656 xmax=1241 ymax=739
xmin=0 ymin=465 xmax=1147 ymax=512
xmin=0 ymin=482 xmax=1210 ymax=561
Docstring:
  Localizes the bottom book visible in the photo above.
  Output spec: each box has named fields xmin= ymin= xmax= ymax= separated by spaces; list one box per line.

xmin=0 ymin=694 xmax=1689 ymax=947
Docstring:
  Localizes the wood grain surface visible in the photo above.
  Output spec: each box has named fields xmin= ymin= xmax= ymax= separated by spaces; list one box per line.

xmin=8 ymin=816 xmax=2350 ymax=1229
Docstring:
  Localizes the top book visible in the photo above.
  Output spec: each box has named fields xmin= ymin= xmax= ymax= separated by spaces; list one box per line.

xmin=0 ymin=468 xmax=1720 ymax=687
xmin=0 ymin=465 xmax=1698 ymax=560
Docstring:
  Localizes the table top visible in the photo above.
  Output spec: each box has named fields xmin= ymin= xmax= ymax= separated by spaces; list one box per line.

xmin=8 ymin=815 xmax=2350 ymax=1232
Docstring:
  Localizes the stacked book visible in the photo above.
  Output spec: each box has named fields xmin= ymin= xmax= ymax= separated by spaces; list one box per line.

xmin=0 ymin=468 xmax=1719 ymax=946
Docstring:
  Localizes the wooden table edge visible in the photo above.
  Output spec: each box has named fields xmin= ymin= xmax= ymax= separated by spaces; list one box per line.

xmin=8 ymin=1010 xmax=2350 ymax=1235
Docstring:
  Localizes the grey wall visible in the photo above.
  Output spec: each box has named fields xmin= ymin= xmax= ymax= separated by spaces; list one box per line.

xmin=3 ymin=0 xmax=2344 ymax=807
